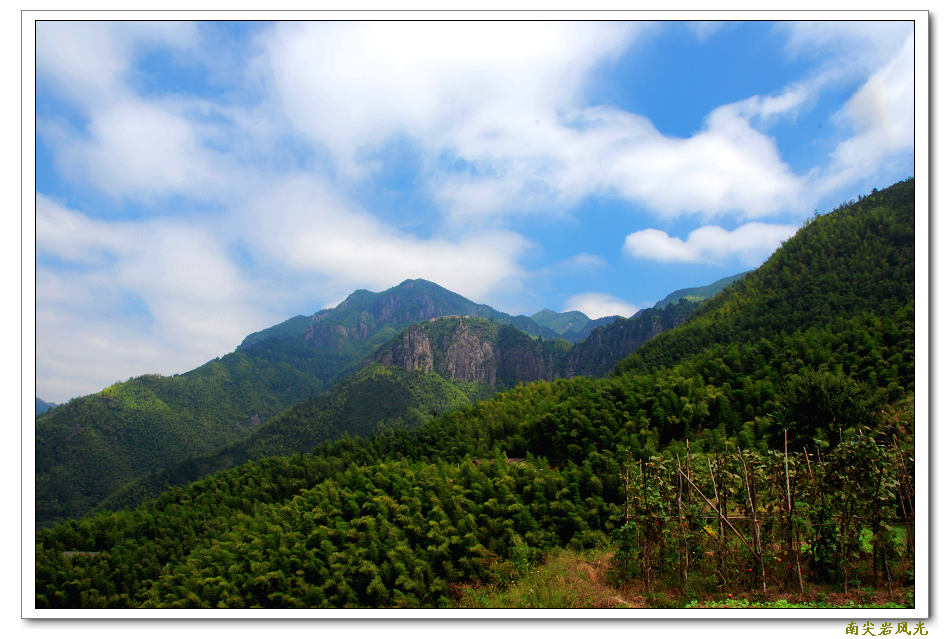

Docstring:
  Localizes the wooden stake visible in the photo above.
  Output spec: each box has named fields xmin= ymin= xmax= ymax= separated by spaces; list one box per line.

xmin=785 ymin=430 xmax=804 ymax=595
xmin=678 ymin=466 xmax=759 ymax=562
xmin=740 ymin=450 xmax=766 ymax=594
xmin=677 ymin=454 xmax=687 ymax=592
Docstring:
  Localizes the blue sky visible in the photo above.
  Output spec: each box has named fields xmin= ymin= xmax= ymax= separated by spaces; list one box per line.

xmin=34 ymin=18 xmax=916 ymax=402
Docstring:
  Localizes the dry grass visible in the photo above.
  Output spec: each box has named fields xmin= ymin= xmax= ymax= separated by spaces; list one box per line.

xmin=455 ymin=548 xmax=640 ymax=609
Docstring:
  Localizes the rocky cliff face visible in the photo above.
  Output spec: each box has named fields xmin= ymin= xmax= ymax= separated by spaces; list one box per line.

xmin=373 ymin=317 xmax=558 ymax=388
xmin=376 ymin=324 xmax=435 ymax=373
xmin=373 ymin=302 xmax=701 ymax=389
xmin=443 ymin=322 xmax=499 ymax=386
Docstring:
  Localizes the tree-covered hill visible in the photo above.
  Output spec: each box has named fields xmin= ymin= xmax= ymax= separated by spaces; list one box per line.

xmin=90 ymin=305 xmax=705 ymax=516
xmin=35 ymin=280 xmax=561 ymax=527
xmin=94 ymin=363 xmax=494 ymax=515
xmin=35 ymin=179 xmax=916 ymax=608
xmin=531 ymin=269 xmax=743 ymax=344
xmin=530 ymin=309 xmax=595 ymax=338
xmin=564 ymin=298 xmax=701 ymax=378
xmin=38 ymin=277 xmax=710 ymax=527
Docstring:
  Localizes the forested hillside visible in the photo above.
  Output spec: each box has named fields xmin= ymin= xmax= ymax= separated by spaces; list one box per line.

xmin=40 ymin=280 xmax=714 ymax=526
xmin=565 ymin=298 xmax=701 ymax=378
xmin=84 ymin=303 xmax=708 ymax=516
xmin=35 ymin=179 xmax=916 ymax=608
xmin=35 ymin=280 xmax=559 ymax=526
xmin=94 ymin=364 xmax=492 ymax=515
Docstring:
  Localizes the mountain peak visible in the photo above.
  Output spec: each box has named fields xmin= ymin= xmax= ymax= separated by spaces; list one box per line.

xmin=395 ymin=278 xmax=441 ymax=290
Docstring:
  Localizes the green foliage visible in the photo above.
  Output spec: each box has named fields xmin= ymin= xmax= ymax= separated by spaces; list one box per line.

xmin=567 ymin=299 xmax=700 ymax=378
xmin=530 ymin=309 xmax=594 ymax=338
xmin=96 ymin=364 xmax=493 ymax=514
xmin=36 ymin=279 xmax=564 ymax=526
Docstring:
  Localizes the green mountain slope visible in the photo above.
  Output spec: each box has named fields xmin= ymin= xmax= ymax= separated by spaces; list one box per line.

xmin=36 ymin=279 xmax=554 ymax=526
xmin=94 ymin=305 xmax=702 ymax=516
xmin=564 ymin=298 xmax=701 ymax=378
xmin=35 ymin=179 xmax=916 ymax=608
xmin=96 ymin=316 xmax=574 ymax=513
xmin=96 ymin=363 xmax=492 ymax=514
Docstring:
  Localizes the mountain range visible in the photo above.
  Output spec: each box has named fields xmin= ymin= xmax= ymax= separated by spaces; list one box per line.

xmin=36 ymin=274 xmax=740 ymax=526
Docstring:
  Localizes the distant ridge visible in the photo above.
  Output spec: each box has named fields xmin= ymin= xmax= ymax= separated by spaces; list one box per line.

xmin=530 ymin=309 xmax=623 ymax=343
xmin=653 ymin=272 xmax=749 ymax=310
xmin=35 ymin=397 xmax=58 ymax=416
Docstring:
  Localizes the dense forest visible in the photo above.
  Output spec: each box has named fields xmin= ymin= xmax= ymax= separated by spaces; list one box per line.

xmin=34 ymin=278 xmax=571 ymax=527
xmin=34 ymin=179 xmax=915 ymax=608
xmin=37 ymin=281 xmax=722 ymax=527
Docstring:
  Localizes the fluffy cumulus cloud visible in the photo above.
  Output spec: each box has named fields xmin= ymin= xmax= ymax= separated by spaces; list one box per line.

xmin=258 ymin=21 xmax=813 ymax=223
xmin=259 ymin=21 xmax=640 ymax=171
xmin=49 ymin=98 xmax=235 ymax=200
xmin=238 ymin=175 xmax=529 ymax=303
xmin=623 ymin=222 xmax=799 ymax=265
xmin=35 ymin=21 xmax=247 ymax=202
xmin=35 ymin=195 xmax=273 ymax=399
xmin=563 ymin=293 xmax=640 ymax=320
xmin=777 ymin=21 xmax=915 ymax=194
xmin=35 ymin=21 xmax=199 ymax=108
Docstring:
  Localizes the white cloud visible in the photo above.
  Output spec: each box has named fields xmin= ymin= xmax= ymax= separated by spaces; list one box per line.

xmin=260 ymin=21 xmax=641 ymax=175
xmin=781 ymin=21 xmax=912 ymax=77
xmin=593 ymin=105 xmax=807 ymax=218
xmin=815 ymin=34 xmax=915 ymax=193
xmin=35 ymin=195 xmax=275 ymax=401
xmin=623 ymin=222 xmax=798 ymax=265
xmin=727 ymin=83 xmax=813 ymax=126
xmin=36 ymin=21 xmax=199 ymax=108
xmin=564 ymin=293 xmax=639 ymax=320
xmin=559 ymin=253 xmax=608 ymax=271
xmin=238 ymin=175 xmax=529 ymax=303
xmin=51 ymin=98 xmax=236 ymax=201
xmin=256 ymin=21 xmax=822 ymax=224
